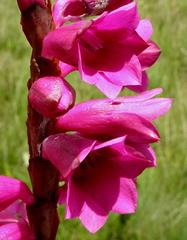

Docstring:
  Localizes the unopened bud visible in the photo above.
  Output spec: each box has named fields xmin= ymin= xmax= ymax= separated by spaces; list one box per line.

xmin=29 ymin=77 xmax=75 ymax=118
xmin=17 ymin=0 xmax=46 ymax=12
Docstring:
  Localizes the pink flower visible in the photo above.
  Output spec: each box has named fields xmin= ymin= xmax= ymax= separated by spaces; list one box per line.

xmin=42 ymin=3 xmax=160 ymax=98
xmin=42 ymin=133 xmax=156 ymax=232
xmin=17 ymin=0 xmax=46 ymax=12
xmin=29 ymin=76 xmax=75 ymax=118
xmin=54 ymin=88 xmax=172 ymax=143
xmin=0 ymin=176 xmax=35 ymax=239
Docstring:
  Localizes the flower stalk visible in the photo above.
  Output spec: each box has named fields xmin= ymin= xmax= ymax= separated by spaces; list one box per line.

xmin=20 ymin=2 xmax=60 ymax=239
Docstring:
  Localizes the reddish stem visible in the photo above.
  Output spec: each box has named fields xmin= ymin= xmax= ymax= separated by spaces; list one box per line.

xmin=20 ymin=3 xmax=61 ymax=240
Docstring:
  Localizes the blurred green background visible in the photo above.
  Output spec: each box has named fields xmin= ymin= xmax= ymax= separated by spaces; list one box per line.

xmin=0 ymin=0 xmax=187 ymax=239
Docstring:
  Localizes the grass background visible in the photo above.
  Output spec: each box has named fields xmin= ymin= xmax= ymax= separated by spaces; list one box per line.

xmin=0 ymin=0 xmax=187 ymax=239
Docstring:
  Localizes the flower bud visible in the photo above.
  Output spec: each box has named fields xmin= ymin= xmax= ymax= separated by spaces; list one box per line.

xmin=29 ymin=76 xmax=75 ymax=118
xmin=17 ymin=0 xmax=46 ymax=12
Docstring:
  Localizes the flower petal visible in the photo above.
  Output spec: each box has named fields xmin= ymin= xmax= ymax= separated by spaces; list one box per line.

xmin=93 ymin=2 xmax=139 ymax=31
xmin=94 ymin=136 xmax=126 ymax=151
xmin=117 ymin=88 xmax=163 ymax=102
xmin=95 ymin=73 xmax=122 ymax=98
xmin=42 ymin=20 xmax=91 ymax=65
xmin=59 ymin=61 xmax=77 ymax=77
xmin=0 ymin=176 xmax=34 ymax=212
xmin=127 ymin=71 xmax=148 ymax=93
xmin=105 ymin=142 xmax=156 ymax=178
xmin=42 ymin=133 xmax=96 ymax=178
xmin=80 ymin=202 xmax=108 ymax=233
xmin=138 ymin=41 xmax=161 ymax=70
xmin=112 ymin=178 xmax=137 ymax=214
xmin=55 ymin=106 xmax=160 ymax=144
xmin=0 ymin=222 xmax=35 ymax=240
xmin=115 ymin=94 xmax=172 ymax=121
xmin=104 ymin=55 xmax=142 ymax=87
xmin=78 ymin=44 xmax=122 ymax=98
xmin=136 ymin=19 xmax=153 ymax=41
xmin=65 ymin=179 xmax=85 ymax=219
xmin=0 ymin=201 xmax=27 ymax=224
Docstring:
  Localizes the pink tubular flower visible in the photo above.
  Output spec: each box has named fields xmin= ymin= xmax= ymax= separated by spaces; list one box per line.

xmin=29 ymin=76 xmax=75 ymax=118
xmin=42 ymin=133 xmax=156 ymax=233
xmin=17 ymin=0 xmax=46 ymax=12
xmin=0 ymin=176 xmax=35 ymax=239
xmin=42 ymin=3 xmax=160 ymax=98
xmin=54 ymin=88 xmax=172 ymax=143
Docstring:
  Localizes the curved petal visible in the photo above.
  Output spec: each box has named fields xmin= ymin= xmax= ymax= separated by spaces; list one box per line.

xmin=0 ymin=176 xmax=34 ymax=212
xmin=42 ymin=133 xmax=96 ymax=178
xmin=138 ymin=41 xmax=161 ymax=70
xmin=129 ymin=143 xmax=157 ymax=167
xmin=55 ymin=107 xmax=160 ymax=144
xmin=104 ymin=55 xmax=142 ymax=87
xmin=117 ymin=88 xmax=163 ymax=102
xmin=112 ymin=178 xmax=137 ymax=214
xmin=93 ymin=2 xmax=139 ymax=31
xmin=94 ymin=136 xmax=126 ymax=151
xmin=65 ymin=179 xmax=85 ymax=219
xmin=105 ymin=142 xmax=156 ymax=178
xmin=42 ymin=20 xmax=91 ymax=65
xmin=124 ymin=98 xmax=172 ymax=121
xmin=95 ymin=73 xmax=122 ymax=98
xmin=59 ymin=61 xmax=77 ymax=77
xmin=127 ymin=71 xmax=148 ymax=93
xmin=80 ymin=202 xmax=108 ymax=233
xmin=65 ymin=178 xmax=108 ymax=233
xmin=115 ymin=95 xmax=172 ymax=121
xmin=136 ymin=19 xmax=153 ymax=41
xmin=0 ymin=222 xmax=35 ymax=240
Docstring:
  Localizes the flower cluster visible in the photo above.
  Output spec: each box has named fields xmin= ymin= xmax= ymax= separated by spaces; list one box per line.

xmin=0 ymin=0 xmax=171 ymax=238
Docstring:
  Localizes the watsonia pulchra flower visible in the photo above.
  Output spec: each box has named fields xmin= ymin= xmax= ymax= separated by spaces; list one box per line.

xmin=0 ymin=0 xmax=172 ymax=238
